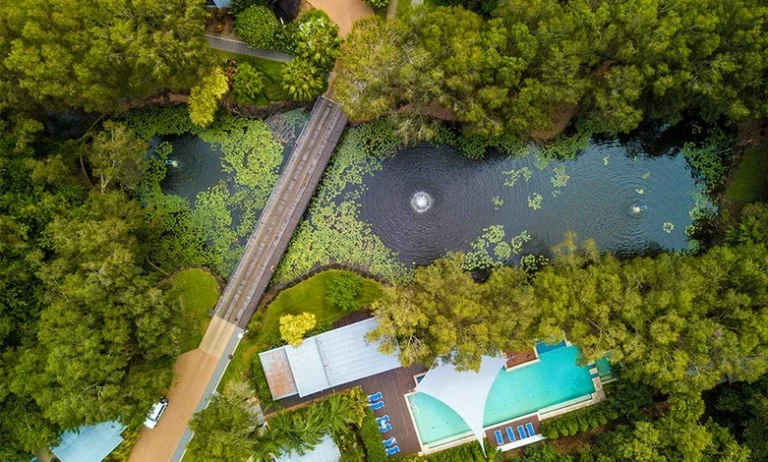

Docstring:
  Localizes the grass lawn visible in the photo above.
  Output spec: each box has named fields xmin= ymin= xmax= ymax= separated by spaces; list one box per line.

xmin=218 ymin=270 xmax=383 ymax=392
xmin=212 ymin=50 xmax=290 ymax=104
xmin=175 ymin=268 xmax=220 ymax=352
xmin=726 ymin=144 xmax=768 ymax=203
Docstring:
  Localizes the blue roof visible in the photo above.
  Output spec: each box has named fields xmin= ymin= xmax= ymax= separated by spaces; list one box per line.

xmin=212 ymin=0 xmax=232 ymax=8
xmin=51 ymin=421 xmax=126 ymax=462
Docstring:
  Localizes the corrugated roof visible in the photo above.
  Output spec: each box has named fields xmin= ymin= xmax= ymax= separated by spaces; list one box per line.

xmin=276 ymin=434 xmax=340 ymax=462
xmin=315 ymin=318 xmax=402 ymax=386
xmin=260 ymin=318 xmax=402 ymax=399
xmin=51 ymin=421 xmax=126 ymax=462
xmin=286 ymin=337 xmax=331 ymax=397
xmin=259 ymin=347 xmax=298 ymax=399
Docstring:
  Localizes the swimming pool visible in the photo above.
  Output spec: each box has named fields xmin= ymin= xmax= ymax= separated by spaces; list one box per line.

xmin=409 ymin=346 xmax=598 ymax=446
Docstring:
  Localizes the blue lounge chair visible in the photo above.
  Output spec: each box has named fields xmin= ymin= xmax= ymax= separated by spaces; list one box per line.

xmin=505 ymin=426 xmax=516 ymax=441
xmin=368 ymin=391 xmax=383 ymax=403
xmin=526 ymin=422 xmax=536 ymax=438
xmin=517 ymin=425 xmax=526 ymax=440
xmin=386 ymin=445 xmax=400 ymax=456
xmin=376 ymin=415 xmax=390 ymax=427
xmin=369 ymin=400 xmax=385 ymax=411
xmin=383 ymin=437 xmax=396 ymax=448
xmin=494 ymin=430 xmax=503 ymax=446
xmin=380 ymin=423 xmax=392 ymax=433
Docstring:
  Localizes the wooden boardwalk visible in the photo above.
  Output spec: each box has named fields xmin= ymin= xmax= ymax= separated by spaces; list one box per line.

xmin=213 ymin=97 xmax=348 ymax=328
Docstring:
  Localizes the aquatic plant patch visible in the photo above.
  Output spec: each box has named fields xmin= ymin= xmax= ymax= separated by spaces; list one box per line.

xmin=124 ymin=107 xmax=302 ymax=277
xmin=275 ymin=121 xmax=411 ymax=284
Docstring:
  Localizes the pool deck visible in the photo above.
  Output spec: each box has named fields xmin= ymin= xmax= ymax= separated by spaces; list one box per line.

xmin=505 ymin=348 xmax=538 ymax=370
xmin=485 ymin=414 xmax=542 ymax=450
xmin=271 ymin=363 xmax=428 ymax=456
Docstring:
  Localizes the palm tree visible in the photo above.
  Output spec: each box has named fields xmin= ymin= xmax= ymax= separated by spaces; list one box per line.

xmin=323 ymin=393 xmax=358 ymax=437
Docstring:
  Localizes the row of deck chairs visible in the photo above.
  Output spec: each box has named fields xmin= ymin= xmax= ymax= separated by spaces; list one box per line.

xmin=494 ymin=422 xmax=537 ymax=446
xmin=369 ymin=392 xmax=400 ymax=456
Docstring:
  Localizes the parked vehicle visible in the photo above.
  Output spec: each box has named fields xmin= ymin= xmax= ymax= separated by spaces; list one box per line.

xmin=143 ymin=397 xmax=169 ymax=429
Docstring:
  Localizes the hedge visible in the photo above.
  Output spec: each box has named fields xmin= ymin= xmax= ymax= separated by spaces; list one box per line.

xmin=250 ymin=353 xmax=275 ymax=408
xmin=540 ymin=401 xmax=617 ymax=439
xmin=360 ymin=408 xmax=388 ymax=462
xmin=402 ymin=441 xmax=494 ymax=461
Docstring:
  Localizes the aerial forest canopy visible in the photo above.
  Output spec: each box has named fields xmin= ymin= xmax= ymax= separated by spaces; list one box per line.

xmin=0 ymin=0 xmax=211 ymax=115
xmin=336 ymin=0 xmax=768 ymax=140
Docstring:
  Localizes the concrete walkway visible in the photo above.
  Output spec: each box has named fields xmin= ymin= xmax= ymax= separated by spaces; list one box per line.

xmin=206 ymin=35 xmax=293 ymax=62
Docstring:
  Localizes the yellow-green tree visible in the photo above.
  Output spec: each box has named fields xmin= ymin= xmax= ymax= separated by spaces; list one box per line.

xmin=188 ymin=68 xmax=229 ymax=128
xmin=280 ymin=313 xmax=317 ymax=347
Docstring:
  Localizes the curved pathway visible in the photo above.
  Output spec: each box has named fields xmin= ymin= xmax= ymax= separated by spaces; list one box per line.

xmin=205 ymin=35 xmax=293 ymax=62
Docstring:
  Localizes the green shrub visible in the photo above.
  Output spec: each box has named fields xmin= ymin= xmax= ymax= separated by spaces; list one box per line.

xmin=325 ymin=273 xmax=364 ymax=312
xmin=231 ymin=0 xmax=267 ymax=14
xmin=293 ymin=9 xmax=341 ymax=72
xmin=281 ymin=58 xmax=325 ymax=101
xmin=231 ymin=63 xmax=265 ymax=105
xmin=363 ymin=0 xmax=389 ymax=7
xmin=235 ymin=5 xmax=280 ymax=49
xmin=250 ymin=354 xmax=275 ymax=408
xmin=360 ymin=409 xmax=388 ymax=462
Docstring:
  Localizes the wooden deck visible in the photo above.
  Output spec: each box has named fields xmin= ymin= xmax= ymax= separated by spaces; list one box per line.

xmin=505 ymin=348 xmax=537 ymax=369
xmin=271 ymin=364 xmax=428 ymax=456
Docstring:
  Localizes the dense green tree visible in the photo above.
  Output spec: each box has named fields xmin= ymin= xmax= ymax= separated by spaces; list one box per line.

xmin=189 ymin=68 xmax=229 ymax=128
xmin=188 ymin=381 xmax=262 ymax=462
xmin=87 ymin=121 xmax=149 ymax=193
xmin=368 ymin=254 xmax=539 ymax=371
xmin=0 ymin=0 xmax=211 ymax=112
xmin=325 ymin=273 xmax=364 ymax=312
xmin=11 ymin=191 xmax=184 ymax=428
xmin=707 ymin=375 xmax=768 ymax=460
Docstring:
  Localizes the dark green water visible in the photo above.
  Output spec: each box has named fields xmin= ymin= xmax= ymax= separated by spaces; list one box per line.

xmin=359 ymin=138 xmax=708 ymax=265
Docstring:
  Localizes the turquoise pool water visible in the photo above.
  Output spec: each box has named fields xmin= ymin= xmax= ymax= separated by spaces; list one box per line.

xmin=409 ymin=346 xmax=597 ymax=446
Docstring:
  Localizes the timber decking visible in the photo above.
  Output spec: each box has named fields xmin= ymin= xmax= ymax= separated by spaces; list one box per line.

xmin=271 ymin=364 xmax=429 ymax=456
xmin=213 ymin=97 xmax=348 ymax=328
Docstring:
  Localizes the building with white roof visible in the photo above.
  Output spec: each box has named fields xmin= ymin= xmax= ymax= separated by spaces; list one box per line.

xmin=259 ymin=318 xmax=402 ymax=399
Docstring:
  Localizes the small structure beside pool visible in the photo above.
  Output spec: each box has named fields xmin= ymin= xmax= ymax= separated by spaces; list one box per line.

xmin=259 ymin=320 xmax=613 ymax=457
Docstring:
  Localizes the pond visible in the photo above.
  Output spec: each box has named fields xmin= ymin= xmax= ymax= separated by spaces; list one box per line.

xmin=359 ymin=138 xmax=707 ymax=266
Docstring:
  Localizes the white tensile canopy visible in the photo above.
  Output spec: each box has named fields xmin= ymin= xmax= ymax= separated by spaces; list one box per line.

xmin=414 ymin=356 xmax=507 ymax=452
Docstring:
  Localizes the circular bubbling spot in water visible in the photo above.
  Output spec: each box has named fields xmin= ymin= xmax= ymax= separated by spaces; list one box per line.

xmin=411 ymin=191 xmax=434 ymax=213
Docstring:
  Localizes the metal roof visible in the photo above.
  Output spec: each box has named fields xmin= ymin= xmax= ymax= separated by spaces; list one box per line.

xmin=276 ymin=434 xmax=340 ymax=462
xmin=286 ymin=337 xmax=330 ymax=397
xmin=260 ymin=318 xmax=402 ymax=399
xmin=259 ymin=347 xmax=298 ymax=399
xmin=51 ymin=421 xmax=126 ymax=462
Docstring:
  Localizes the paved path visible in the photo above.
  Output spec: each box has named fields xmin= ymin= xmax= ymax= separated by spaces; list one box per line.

xmin=306 ymin=0 xmax=373 ymax=36
xmin=213 ymin=97 xmax=348 ymax=329
xmin=128 ymin=318 xmax=242 ymax=462
xmin=206 ymin=35 xmax=293 ymax=62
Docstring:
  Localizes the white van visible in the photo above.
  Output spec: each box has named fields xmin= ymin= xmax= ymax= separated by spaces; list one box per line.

xmin=143 ymin=397 xmax=168 ymax=429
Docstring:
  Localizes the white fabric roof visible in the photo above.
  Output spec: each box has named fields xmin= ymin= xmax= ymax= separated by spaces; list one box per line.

xmin=262 ymin=318 xmax=402 ymax=398
xmin=276 ymin=434 xmax=340 ymax=462
xmin=415 ymin=356 xmax=507 ymax=452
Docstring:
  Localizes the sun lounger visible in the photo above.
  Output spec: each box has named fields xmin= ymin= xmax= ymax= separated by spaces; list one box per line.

xmin=386 ymin=445 xmax=400 ymax=456
xmin=380 ymin=423 xmax=392 ymax=433
xmin=505 ymin=426 xmax=516 ymax=441
xmin=383 ymin=437 xmax=397 ymax=448
xmin=494 ymin=430 xmax=503 ymax=445
xmin=517 ymin=425 xmax=526 ymax=440
xmin=526 ymin=422 xmax=536 ymax=438
xmin=369 ymin=400 xmax=385 ymax=411
xmin=368 ymin=391 xmax=383 ymax=403
xmin=376 ymin=415 xmax=390 ymax=427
